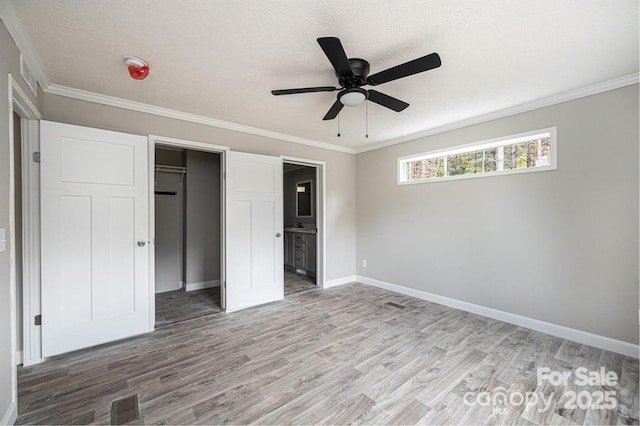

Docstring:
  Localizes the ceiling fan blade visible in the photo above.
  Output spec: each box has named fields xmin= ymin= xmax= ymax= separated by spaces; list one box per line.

xmin=271 ymin=86 xmax=338 ymax=95
xmin=317 ymin=37 xmax=354 ymax=78
xmin=367 ymin=53 xmax=441 ymax=86
xmin=322 ymin=100 xmax=344 ymax=120
xmin=367 ymin=90 xmax=409 ymax=112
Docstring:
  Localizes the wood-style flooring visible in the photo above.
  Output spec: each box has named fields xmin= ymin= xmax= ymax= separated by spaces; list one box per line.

xmin=156 ymin=271 xmax=314 ymax=327
xmin=17 ymin=279 xmax=639 ymax=425
xmin=284 ymin=270 xmax=317 ymax=297
xmin=155 ymin=287 xmax=222 ymax=327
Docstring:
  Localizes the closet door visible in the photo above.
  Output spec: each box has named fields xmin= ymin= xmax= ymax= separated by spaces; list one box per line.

xmin=40 ymin=121 xmax=150 ymax=356
xmin=225 ymin=151 xmax=283 ymax=311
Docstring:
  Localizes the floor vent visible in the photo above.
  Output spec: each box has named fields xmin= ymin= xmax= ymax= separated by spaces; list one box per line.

xmin=385 ymin=302 xmax=406 ymax=309
xmin=111 ymin=394 xmax=139 ymax=425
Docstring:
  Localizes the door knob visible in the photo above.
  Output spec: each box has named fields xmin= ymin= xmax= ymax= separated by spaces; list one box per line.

xmin=137 ymin=240 xmax=147 ymax=247
xmin=275 ymin=232 xmax=282 ymax=238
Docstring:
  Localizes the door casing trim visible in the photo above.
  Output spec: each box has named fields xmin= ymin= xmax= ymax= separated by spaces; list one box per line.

xmin=9 ymin=75 xmax=43 ymax=380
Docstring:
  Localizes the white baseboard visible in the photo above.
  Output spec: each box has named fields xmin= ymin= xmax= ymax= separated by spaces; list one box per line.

xmin=22 ymin=354 xmax=43 ymax=367
xmin=323 ymin=275 xmax=356 ymax=289
xmin=15 ymin=351 xmax=22 ymax=366
xmin=356 ymin=275 xmax=639 ymax=359
xmin=155 ymin=285 xmax=181 ymax=294
xmin=186 ymin=279 xmax=220 ymax=292
xmin=1 ymin=401 xmax=17 ymax=426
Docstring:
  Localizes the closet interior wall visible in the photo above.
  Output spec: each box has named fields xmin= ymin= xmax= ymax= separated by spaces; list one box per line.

xmin=154 ymin=148 xmax=186 ymax=293
xmin=184 ymin=150 xmax=221 ymax=290
xmin=154 ymin=147 xmax=222 ymax=294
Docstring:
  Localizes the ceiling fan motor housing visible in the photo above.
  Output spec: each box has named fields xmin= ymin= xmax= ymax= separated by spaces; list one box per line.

xmin=337 ymin=58 xmax=370 ymax=87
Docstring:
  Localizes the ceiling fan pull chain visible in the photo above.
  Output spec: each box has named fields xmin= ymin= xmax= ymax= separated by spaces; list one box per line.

xmin=365 ymin=100 xmax=369 ymax=139
xmin=337 ymin=114 xmax=341 ymax=137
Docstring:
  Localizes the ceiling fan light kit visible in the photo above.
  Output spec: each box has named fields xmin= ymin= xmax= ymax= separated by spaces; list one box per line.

xmin=271 ymin=36 xmax=441 ymax=132
xmin=339 ymin=87 xmax=367 ymax=106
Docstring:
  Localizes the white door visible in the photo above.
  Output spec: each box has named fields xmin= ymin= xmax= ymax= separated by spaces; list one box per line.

xmin=226 ymin=151 xmax=283 ymax=311
xmin=40 ymin=121 xmax=150 ymax=357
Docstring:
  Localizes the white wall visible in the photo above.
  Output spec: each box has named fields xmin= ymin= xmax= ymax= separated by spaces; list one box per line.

xmin=42 ymin=93 xmax=357 ymax=283
xmin=356 ymin=84 xmax=639 ymax=345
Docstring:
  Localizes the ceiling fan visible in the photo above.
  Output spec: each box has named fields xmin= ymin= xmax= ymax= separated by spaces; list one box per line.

xmin=271 ymin=37 xmax=441 ymax=120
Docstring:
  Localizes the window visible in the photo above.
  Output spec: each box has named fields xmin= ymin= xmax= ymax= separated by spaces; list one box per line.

xmin=397 ymin=127 xmax=557 ymax=184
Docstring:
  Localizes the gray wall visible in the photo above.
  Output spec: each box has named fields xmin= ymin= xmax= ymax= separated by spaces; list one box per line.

xmin=156 ymin=148 xmax=185 ymax=167
xmin=284 ymin=166 xmax=316 ymax=228
xmin=356 ymin=84 xmax=639 ymax=345
xmin=186 ymin=151 xmax=221 ymax=285
xmin=154 ymin=149 xmax=186 ymax=293
xmin=13 ymin=112 xmax=22 ymax=355
xmin=0 ymin=17 xmax=43 ymax=422
xmin=42 ymin=94 xmax=356 ymax=283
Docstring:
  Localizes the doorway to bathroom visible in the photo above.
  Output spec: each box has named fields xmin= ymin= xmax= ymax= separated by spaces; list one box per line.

xmin=153 ymin=144 xmax=223 ymax=326
xmin=283 ymin=161 xmax=321 ymax=297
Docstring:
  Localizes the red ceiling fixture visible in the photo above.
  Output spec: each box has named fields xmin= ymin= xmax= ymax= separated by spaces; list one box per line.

xmin=124 ymin=56 xmax=150 ymax=80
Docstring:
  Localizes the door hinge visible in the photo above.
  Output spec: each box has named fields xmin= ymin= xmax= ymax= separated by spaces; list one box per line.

xmin=34 ymin=314 xmax=41 ymax=326
xmin=223 ymin=171 xmax=226 ymax=180
xmin=32 ymin=152 xmax=41 ymax=163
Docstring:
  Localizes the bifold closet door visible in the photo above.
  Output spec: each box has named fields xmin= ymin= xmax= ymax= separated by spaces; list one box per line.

xmin=40 ymin=121 xmax=150 ymax=357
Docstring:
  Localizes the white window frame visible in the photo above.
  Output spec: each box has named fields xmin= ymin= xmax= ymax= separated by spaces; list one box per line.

xmin=397 ymin=127 xmax=557 ymax=185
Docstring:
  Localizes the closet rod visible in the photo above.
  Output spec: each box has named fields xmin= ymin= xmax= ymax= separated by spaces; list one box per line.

xmin=155 ymin=165 xmax=186 ymax=174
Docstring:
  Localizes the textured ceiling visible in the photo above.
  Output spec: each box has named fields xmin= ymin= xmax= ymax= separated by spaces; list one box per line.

xmin=12 ymin=0 xmax=640 ymax=149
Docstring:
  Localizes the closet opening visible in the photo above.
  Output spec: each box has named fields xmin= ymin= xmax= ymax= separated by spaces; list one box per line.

xmin=283 ymin=162 xmax=319 ymax=297
xmin=154 ymin=145 xmax=223 ymax=327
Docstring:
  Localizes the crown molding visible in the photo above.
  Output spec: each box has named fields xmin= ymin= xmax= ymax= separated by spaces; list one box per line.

xmin=0 ymin=0 xmax=50 ymax=89
xmin=45 ymin=84 xmax=357 ymax=154
xmin=356 ymin=73 xmax=640 ymax=154
xmin=44 ymin=72 xmax=638 ymax=157
xmin=39 ymin=73 xmax=639 ymax=158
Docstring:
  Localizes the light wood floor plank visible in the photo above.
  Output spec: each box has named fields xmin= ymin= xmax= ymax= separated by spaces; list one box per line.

xmin=16 ymin=274 xmax=639 ymax=425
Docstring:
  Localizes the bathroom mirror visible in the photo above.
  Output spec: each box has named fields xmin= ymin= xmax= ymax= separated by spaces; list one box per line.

xmin=296 ymin=180 xmax=313 ymax=218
